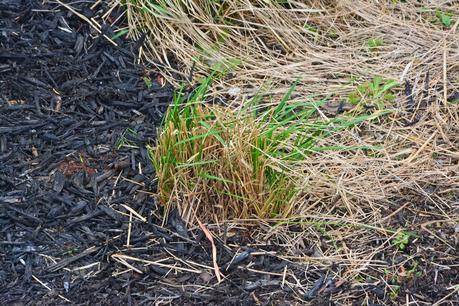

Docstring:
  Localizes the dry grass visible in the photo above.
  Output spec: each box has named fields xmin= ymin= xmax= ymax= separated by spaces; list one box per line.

xmin=115 ymin=0 xmax=459 ymax=220
xmin=107 ymin=0 xmax=459 ymax=303
xmin=121 ymin=0 xmax=459 ymax=100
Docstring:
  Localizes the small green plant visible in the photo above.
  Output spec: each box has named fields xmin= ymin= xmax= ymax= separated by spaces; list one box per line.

xmin=79 ymin=153 xmax=85 ymax=164
xmin=406 ymin=260 xmax=422 ymax=278
xmin=143 ymin=76 xmax=153 ymax=89
xmin=392 ymin=230 xmax=414 ymax=251
xmin=116 ymin=128 xmax=138 ymax=149
xmin=354 ymin=274 xmax=366 ymax=283
xmin=348 ymin=76 xmax=399 ymax=112
xmin=111 ymin=29 xmax=129 ymax=41
xmin=327 ymin=30 xmax=339 ymax=39
xmin=383 ymin=268 xmax=402 ymax=299
xmin=436 ymin=10 xmax=453 ymax=28
xmin=367 ymin=38 xmax=384 ymax=50
xmin=389 ymin=284 xmax=401 ymax=300
xmin=303 ymin=23 xmax=317 ymax=32
xmin=303 ymin=22 xmax=319 ymax=39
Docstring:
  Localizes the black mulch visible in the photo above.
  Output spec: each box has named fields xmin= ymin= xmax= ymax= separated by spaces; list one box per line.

xmin=0 ymin=1 xmax=308 ymax=305
xmin=1 ymin=1 xmax=457 ymax=306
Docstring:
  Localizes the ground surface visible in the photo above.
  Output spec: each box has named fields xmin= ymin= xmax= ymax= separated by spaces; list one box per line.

xmin=0 ymin=1 xmax=458 ymax=306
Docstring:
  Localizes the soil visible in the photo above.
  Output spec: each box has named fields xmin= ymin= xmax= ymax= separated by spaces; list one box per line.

xmin=1 ymin=1 xmax=457 ymax=305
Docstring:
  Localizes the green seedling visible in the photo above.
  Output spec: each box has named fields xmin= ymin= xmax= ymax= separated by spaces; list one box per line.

xmin=436 ymin=10 xmax=453 ymax=28
xmin=392 ymin=230 xmax=414 ymax=251
xmin=327 ymin=30 xmax=339 ymax=39
xmin=406 ymin=260 xmax=422 ymax=278
xmin=389 ymin=284 xmax=401 ymax=300
xmin=303 ymin=23 xmax=319 ymax=39
xmin=303 ymin=23 xmax=318 ymax=32
xmin=111 ymin=29 xmax=129 ymax=41
xmin=354 ymin=274 xmax=366 ymax=283
xmin=79 ymin=153 xmax=85 ymax=164
xmin=367 ymin=38 xmax=384 ymax=50
xmin=143 ymin=76 xmax=153 ymax=89
xmin=116 ymin=128 xmax=138 ymax=149
xmin=348 ymin=76 xmax=399 ymax=112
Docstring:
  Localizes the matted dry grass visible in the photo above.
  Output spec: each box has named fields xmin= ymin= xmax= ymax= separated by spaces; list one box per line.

xmin=117 ymin=0 xmax=459 ymax=217
xmin=116 ymin=0 xmax=459 ymax=221
xmin=120 ymin=0 xmax=459 ymax=100
xmin=107 ymin=0 xmax=459 ymax=303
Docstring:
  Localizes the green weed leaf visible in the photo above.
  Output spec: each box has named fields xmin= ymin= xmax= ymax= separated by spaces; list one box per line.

xmin=367 ymin=38 xmax=384 ymax=50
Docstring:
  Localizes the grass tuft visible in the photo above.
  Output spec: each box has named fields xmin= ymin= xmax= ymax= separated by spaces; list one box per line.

xmin=149 ymin=74 xmax=387 ymax=224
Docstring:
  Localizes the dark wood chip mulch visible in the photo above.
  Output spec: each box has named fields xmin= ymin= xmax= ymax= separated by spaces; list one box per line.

xmin=0 ymin=1 xmax=307 ymax=305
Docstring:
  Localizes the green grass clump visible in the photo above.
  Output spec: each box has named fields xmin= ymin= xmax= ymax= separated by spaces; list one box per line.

xmin=149 ymin=74 xmax=389 ymax=223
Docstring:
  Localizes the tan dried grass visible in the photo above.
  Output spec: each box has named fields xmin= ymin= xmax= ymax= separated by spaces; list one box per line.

xmin=112 ymin=2 xmax=459 ymax=300
xmin=121 ymin=0 xmax=458 ymax=100
xmin=115 ymin=0 xmax=459 ymax=225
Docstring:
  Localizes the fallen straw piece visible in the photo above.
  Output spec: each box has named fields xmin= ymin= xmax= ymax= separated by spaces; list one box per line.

xmin=198 ymin=220 xmax=224 ymax=283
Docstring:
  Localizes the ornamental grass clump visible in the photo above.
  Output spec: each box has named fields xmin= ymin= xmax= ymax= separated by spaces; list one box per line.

xmin=149 ymin=75 xmax=384 ymax=224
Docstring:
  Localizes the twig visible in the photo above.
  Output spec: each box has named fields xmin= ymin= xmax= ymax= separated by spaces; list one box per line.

xmin=432 ymin=284 xmax=459 ymax=306
xmin=442 ymin=39 xmax=447 ymax=106
xmin=121 ymin=204 xmax=146 ymax=222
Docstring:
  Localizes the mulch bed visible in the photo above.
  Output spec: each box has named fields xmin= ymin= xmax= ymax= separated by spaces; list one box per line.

xmin=0 ymin=1 xmax=300 ymax=305
xmin=1 ymin=1 xmax=457 ymax=306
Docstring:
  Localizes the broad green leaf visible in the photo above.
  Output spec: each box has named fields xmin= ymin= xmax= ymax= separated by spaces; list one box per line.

xmin=441 ymin=14 xmax=452 ymax=27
